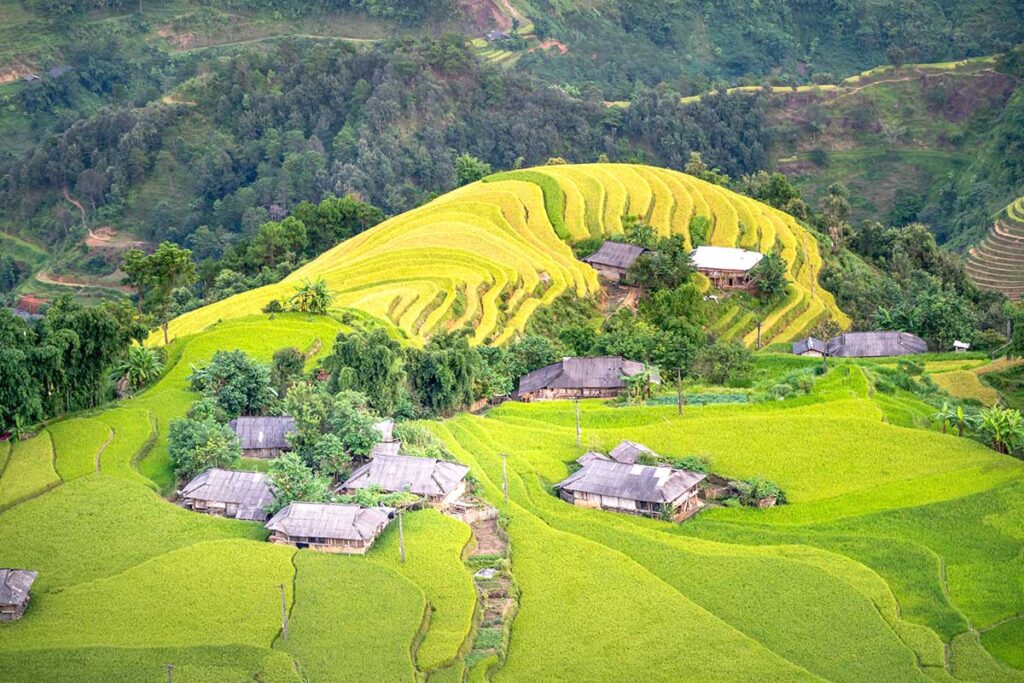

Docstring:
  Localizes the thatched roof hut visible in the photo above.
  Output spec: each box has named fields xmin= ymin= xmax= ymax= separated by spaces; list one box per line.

xmin=0 ymin=569 xmax=37 ymax=622
xmin=555 ymin=460 xmax=705 ymax=520
xmin=515 ymin=356 xmax=657 ymax=401
xmin=266 ymin=503 xmax=394 ymax=554
xmin=178 ymin=468 xmax=275 ymax=521
xmin=582 ymin=241 xmax=649 ymax=281
xmin=609 ymin=440 xmax=656 ymax=465
xmin=229 ymin=416 xmax=295 ymax=458
xmin=340 ymin=454 xmax=469 ymax=506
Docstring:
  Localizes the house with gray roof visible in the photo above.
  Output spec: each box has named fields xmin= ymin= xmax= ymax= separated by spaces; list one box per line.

xmin=555 ymin=460 xmax=705 ymax=520
xmin=582 ymin=241 xmax=649 ymax=282
xmin=229 ymin=416 xmax=295 ymax=458
xmin=609 ymin=440 xmax=657 ymax=465
xmin=691 ymin=246 xmax=765 ymax=290
xmin=792 ymin=336 xmax=827 ymax=357
xmin=178 ymin=468 xmax=275 ymax=522
xmin=265 ymin=503 xmax=394 ymax=554
xmin=515 ymin=356 xmax=658 ymax=401
xmin=339 ymin=454 xmax=470 ymax=507
xmin=0 ymin=569 xmax=38 ymax=622
xmin=576 ymin=451 xmax=611 ymax=467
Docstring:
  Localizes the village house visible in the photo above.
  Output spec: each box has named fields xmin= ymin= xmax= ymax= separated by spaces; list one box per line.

xmin=581 ymin=241 xmax=649 ymax=282
xmin=339 ymin=454 xmax=470 ymax=508
xmin=229 ymin=416 xmax=295 ymax=459
xmin=265 ymin=502 xmax=394 ymax=554
xmin=792 ymin=337 xmax=827 ymax=357
xmin=370 ymin=418 xmax=401 ymax=458
xmin=690 ymin=246 xmax=764 ymax=290
xmin=515 ymin=356 xmax=657 ymax=401
xmin=555 ymin=459 xmax=706 ymax=520
xmin=608 ymin=440 xmax=656 ymax=465
xmin=576 ymin=451 xmax=611 ymax=466
xmin=0 ymin=569 xmax=38 ymax=622
xmin=953 ymin=340 xmax=971 ymax=352
xmin=178 ymin=468 xmax=275 ymax=522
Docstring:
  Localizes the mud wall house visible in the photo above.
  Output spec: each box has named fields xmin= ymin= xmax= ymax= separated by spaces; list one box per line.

xmin=514 ymin=356 xmax=657 ymax=401
xmin=339 ymin=454 xmax=470 ymax=508
xmin=581 ymin=241 xmax=648 ymax=283
xmin=690 ymin=246 xmax=764 ymax=290
xmin=265 ymin=502 xmax=394 ymax=554
xmin=555 ymin=460 xmax=706 ymax=520
xmin=0 ymin=569 xmax=38 ymax=622
xmin=229 ymin=416 xmax=295 ymax=459
xmin=826 ymin=331 xmax=928 ymax=358
xmin=178 ymin=468 xmax=275 ymax=522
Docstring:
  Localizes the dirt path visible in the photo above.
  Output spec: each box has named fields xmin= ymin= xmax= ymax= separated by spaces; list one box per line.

xmin=174 ymin=32 xmax=380 ymax=53
xmin=35 ymin=270 xmax=133 ymax=293
xmin=532 ymin=38 xmax=568 ymax=54
xmin=86 ymin=226 xmax=152 ymax=250
xmin=94 ymin=427 xmax=115 ymax=473
xmin=470 ymin=516 xmax=507 ymax=556
xmin=61 ymin=186 xmax=87 ymax=227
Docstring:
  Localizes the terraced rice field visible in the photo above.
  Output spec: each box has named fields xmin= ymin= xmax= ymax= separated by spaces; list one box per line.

xmin=159 ymin=164 xmax=847 ymax=349
xmin=967 ymin=196 xmax=1024 ymax=300
xmin=3 ymin=314 xmax=1024 ymax=680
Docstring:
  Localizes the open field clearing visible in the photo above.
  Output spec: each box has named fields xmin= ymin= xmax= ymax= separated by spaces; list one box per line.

xmin=158 ymin=164 xmax=845 ymax=348
xmin=0 ymin=431 xmax=58 ymax=510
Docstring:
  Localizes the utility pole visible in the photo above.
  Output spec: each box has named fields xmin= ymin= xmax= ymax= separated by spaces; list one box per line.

xmin=822 ymin=348 xmax=828 ymax=374
xmin=574 ymin=398 xmax=581 ymax=448
xmin=756 ymin=321 xmax=762 ymax=350
xmin=165 ymin=664 xmax=174 ymax=683
xmin=398 ymin=510 xmax=406 ymax=564
xmin=278 ymin=583 xmax=289 ymax=641
xmin=501 ymin=453 xmax=508 ymax=506
xmin=676 ymin=367 xmax=683 ymax=416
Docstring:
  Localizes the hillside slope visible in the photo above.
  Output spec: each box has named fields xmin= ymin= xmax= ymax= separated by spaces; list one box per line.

xmin=966 ymin=196 xmax=1024 ymax=300
xmin=159 ymin=163 xmax=847 ymax=347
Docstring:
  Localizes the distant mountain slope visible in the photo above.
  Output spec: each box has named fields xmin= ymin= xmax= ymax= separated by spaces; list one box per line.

xmin=966 ymin=196 xmax=1024 ymax=300
xmin=159 ymin=163 xmax=847 ymax=347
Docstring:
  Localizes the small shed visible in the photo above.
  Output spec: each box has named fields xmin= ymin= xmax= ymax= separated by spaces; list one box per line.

xmin=582 ymin=242 xmax=649 ymax=282
xmin=827 ymin=332 xmax=927 ymax=358
xmin=339 ymin=454 xmax=470 ymax=507
xmin=576 ymin=451 xmax=611 ymax=467
xmin=953 ymin=340 xmax=971 ymax=352
xmin=265 ymin=503 xmax=394 ymax=554
xmin=515 ymin=356 xmax=657 ymax=401
xmin=690 ymin=246 xmax=764 ymax=290
xmin=792 ymin=337 xmax=827 ymax=357
xmin=0 ymin=569 xmax=38 ymax=622
xmin=608 ymin=440 xmax=656 ymax=465
xmin=555 ymin=460 xmax=705 ymax=520
xmin=178 ymin=468 xmax=275 ymax=522
xmin=229 ymin=416 xmax=295 ymax=459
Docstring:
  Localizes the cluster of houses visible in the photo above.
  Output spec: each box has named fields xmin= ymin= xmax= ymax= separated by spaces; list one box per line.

xmin=176 ymin=415 xmax=470 ymax=554
xmin=583 ymin=241 xmax=765 ymax=291
xmin=556 ymin=440 xmax=706 ymax=520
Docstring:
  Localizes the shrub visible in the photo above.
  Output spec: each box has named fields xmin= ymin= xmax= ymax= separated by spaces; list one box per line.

xmin=262 ymin=299 xmax=284 ymax=313
xmin=770 ymin=383 xmax=794 ymax=400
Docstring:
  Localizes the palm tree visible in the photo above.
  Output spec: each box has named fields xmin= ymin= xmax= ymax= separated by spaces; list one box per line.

xmin=116 ymin=346 xmax=164 ymax=394
xmin=289 ymin=278 xmax=335 ymax=315
xmin=621 ymin=370 xmax=654 ymax=405
xmin=975 ymin=405 xmax=1024 ymax=455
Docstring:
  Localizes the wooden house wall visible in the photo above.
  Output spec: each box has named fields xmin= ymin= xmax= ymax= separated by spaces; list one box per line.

xmin=268 ymin=531 xmax=376 ymax=555
xmin=241 ymin=447 xmax=286 ymax=459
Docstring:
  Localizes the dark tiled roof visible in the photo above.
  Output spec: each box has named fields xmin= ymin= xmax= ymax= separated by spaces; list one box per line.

xmin=792 ymin=337 xmax=827 ymax=355
xmin=229 ymin=416 xmax=295 ymax=450
xmin=341 ymin=454 xmax=469 ymax=497
xmin=582 ymin=241 xmax=648 ymax=270
xmin=827 ymin=332 xmax=928 ymax=358
xmin=0 ymin=569 xmax=37 ymax=606
xmin=608 ymin=440 xmax=656 ymax=464
xmin=555 ymin=460 xmax=705 ymax=504
xmin=265 ymin=503 xmax=393 ymax=541
xmin=179 ymin=468 xmax=275 ymax=520
xmin=516 ymin=356 xmax=653 ymax=396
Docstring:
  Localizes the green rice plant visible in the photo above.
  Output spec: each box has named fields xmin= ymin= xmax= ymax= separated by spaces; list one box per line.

xmin=981 ymin=619 xmax=1024 ymax=671
xmin=0 ymin=475 xmax=267 ymax=591
xmin=949 ymin=631 xmax=1024 ymax=681
xmin=48 ymin=417 xmax=111 ymax=481
xmin=0 ymin=431 xmax=59 ymax=510
xmin=369 ymin=509 xmax=476 ymax=671
xmin=0 ymin=540 xmax=294 ymax=652
xmin=276 ymin=551 xmax=424 ymax=682
xmin=484 ymin=171 xmax=569 ymax=239
xmin=0 ymin=645 xmax=300 ymax=683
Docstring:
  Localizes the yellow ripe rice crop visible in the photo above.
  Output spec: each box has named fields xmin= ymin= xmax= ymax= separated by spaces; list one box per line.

xmin=159 ymin=164 xmax=846 ymax=348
